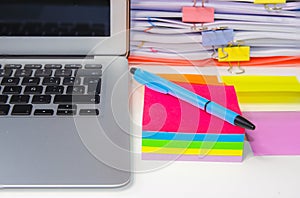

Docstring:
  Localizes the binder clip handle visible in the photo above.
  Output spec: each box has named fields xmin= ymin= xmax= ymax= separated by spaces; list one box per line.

xmin=264 ymin=4 xmax=283 ymax=11
xmin=228 ymin=62 xmax=245 ymax=75
xmin=193 ymin=0 xmax=205 ymax=7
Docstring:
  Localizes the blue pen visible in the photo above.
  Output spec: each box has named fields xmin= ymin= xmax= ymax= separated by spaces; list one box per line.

xmin=130 ymin=68 xmax=255 ymax=130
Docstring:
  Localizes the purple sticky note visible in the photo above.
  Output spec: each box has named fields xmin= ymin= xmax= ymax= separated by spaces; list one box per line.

xmin=244 ymin=111 xmax=300 ymax=156
xmin=202 ymin=29 xmax=234 ymax=46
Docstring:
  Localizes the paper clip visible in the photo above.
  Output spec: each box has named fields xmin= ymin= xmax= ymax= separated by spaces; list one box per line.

xmin=147 ymin=17 xmax=156 ymax=27
xmin=150 ymin=47 xmax=158 ymax=53
xmin=137 ymin=41 xmax=145 ymax=48
xmin=143 ymin=17 xmax=157 ymax=33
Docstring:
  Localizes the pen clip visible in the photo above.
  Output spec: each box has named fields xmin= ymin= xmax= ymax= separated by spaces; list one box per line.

xmin=145 ymin=82 xmax=170 ymax=94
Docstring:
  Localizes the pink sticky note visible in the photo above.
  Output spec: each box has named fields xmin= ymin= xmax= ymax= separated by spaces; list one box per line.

xmin=244 ymin=112 xmax=300 ymax=156
xmin=182 ymin=7 xmax=215 ymax=23
xmin=142 ymin=83 xmax=244 ymax=134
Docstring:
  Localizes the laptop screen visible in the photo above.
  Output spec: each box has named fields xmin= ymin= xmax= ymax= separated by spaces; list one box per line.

xmin=0 ymin=0 xmax=110 ymax=37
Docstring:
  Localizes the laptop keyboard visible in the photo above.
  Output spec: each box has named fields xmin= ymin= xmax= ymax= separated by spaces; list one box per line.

xmin=0 ymin=63 xmax=102 ymax=116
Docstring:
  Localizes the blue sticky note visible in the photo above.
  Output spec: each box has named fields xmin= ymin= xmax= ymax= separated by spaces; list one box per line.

xmin=202 ymin=29 xmax=234 ymax=46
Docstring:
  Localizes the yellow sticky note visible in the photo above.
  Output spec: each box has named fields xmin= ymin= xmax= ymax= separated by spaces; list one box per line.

xmin=142 ymin=147 xmax=243 ymax=156
xmin=254 ymin=0 xmax=286 ymax=4
xmin=218 ymin=46 xmax=250 ymax=62
xmin=221 ymin=76 xmax=300 ymax=92
xmin=221 ymin=76 xmax=300 ymax=104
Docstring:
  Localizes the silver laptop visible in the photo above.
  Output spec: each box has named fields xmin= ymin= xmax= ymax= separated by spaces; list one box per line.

xmin=0 ymin=0 xmax=131 ymax=188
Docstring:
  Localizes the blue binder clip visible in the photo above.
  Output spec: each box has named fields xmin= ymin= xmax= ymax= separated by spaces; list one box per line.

xmin=202 ymin=28 xmax=234 ymax=47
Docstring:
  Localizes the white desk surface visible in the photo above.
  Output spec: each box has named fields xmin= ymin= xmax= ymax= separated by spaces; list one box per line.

xmin=2 ymin=66 xmax=300 ymax=198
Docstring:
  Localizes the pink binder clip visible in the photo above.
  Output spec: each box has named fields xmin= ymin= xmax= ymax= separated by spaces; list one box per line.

xmin=182 ymin=0 xmax=214 ymax=23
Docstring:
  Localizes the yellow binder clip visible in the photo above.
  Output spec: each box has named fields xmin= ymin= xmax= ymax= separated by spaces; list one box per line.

xmin=218 ymin=42 xmax=250 ymax=75
xmin=254 ymin=0 xmax=286 ymax=12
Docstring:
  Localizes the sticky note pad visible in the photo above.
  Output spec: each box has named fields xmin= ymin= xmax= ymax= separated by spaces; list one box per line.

xmin=218 ymin=46 xmax=250 ymax=62
xmin=182 ymin=7 xmax=215 ymax=23
xmin=202 ymin=29 xmax=234 ymax=46
xmin=142 ymin=82 xmax=245 ymax=162
xmin=254 ymin=0 xmax=286 ymax=4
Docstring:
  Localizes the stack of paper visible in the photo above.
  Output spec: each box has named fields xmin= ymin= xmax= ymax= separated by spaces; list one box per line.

xmin=130 ymin=0 xmax=300 ymax=63
xmin=141 ymin=82 xmax=246 ymax=162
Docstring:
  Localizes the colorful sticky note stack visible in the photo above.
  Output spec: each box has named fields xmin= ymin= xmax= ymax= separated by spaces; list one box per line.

xmin=142 ymin=83 xmax=246 ymax=162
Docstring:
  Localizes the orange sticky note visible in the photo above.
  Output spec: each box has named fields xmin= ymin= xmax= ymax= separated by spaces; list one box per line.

xmin=158 ymin=74 xmax=222 ymax=85
xmin=182 ymin=7 xmax=215 ymax=23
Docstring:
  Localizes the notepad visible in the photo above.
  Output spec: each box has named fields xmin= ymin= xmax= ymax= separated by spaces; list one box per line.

xmin=142 ymin=82 xmax=245 ymax=162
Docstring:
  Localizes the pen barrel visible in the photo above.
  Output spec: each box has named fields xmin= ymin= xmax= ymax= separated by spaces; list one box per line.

xmin=205 ymin=102 xmax=239 ymax=125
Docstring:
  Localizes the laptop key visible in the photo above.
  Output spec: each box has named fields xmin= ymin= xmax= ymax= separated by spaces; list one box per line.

xmin=4 ymin=64 xmax=22 ymax=69
xmin=11 ymin=105 xmax=32 ymax=115
xmin=15 ymin=69 xmax=33 ymax=77
xmin=54 ymin=95 xmax=100 ymax=104
xmin=66 ymin=86 xmax=85 ymax=94
xmin=24 ymin=64 xmax=42 ymax=69
xmin=3 ymin=86 xmax=22 ymax=94
xmin=10 ymin=95 xmax=30 ymax=104
xmin=45 ymin=86 xmax=64 ymax=94
xmin=57 ymin=110 xmax=76 ymax=116
xmin=87 ymin=82 xmax=101 ymax=94
xmin=24 ymin=86 xmax=43 ymax=94
xmin=55 ymin=69 xmax=72 ymax=77
xmin=0 ymin=69 xmax=13 ymax=77
xmin=1 ymin=77 xmax=20 ymax=85
xmin=43 ymin=77 xmax=61 ymax=85
xmin=83 ymin=77 xmax=100 ymax=85
xmin=0 ymin=95 xmax=8 ymax=103
xmin=35 ymin=69 xmax=52 ymax=77
xmin=34 ymin=109 xmax=54 ymax=116
xmin=85 ymin=64 xmax=102 ymax=69
xmin=63 ymin=77 xmax=81 ymax=85
xmin=32 ymin=95 xmax=52 ymax=104
xmin=75 ymin=69 xmax=102 ymax=77
xmin=22 ymin=77 xmax=40 ymax=85
xmin=45 ymin=64 xmax=62 ymax=69
xmin=58 ymin=104 xmax=77 ymax=110
xmin=65 ymin=64 xmax=82 ymax=69
xmin=0 ymin=105 xmax=10 ymax=115
xmin=79 ymin=109 xmax=99 ymax=116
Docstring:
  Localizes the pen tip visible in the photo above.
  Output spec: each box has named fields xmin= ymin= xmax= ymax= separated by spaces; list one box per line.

xmin=130 ymin=67 xmax=137 ymax=74
xmin=234 ymin=116 xmax=256 ymax=130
